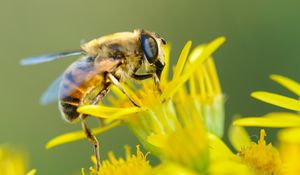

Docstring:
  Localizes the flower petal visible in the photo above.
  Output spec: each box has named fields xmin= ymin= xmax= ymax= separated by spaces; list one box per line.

xmin=208 ymin=160 xmax=254 ymax=175
xmin=251 ymin=91 xmax=300 ymax=111
xmin=270 ymin=74 xmax=300 ymax=96
xmin=161 ymin=37 xmax=226 ymax=101
xmin=228 ymin=125 xmax=251 ymax=152
xmin=153 ymin=162 xmax=198 ymax=175
xmin=207 ymin=58 xmax=222 ymax=94
xmin=46 ymin=121 xmax=121 ymax=149
xmin=108 ymin=107 xmax=148 ymax=122
xmin=278 ymin=127 xmax=300 ymax=143
xmin=81 ymin=168 xmax=86 ymax=175
xmin=147 ymin=134 xmax=167 ymax=148
xmin=208 ymin=133 xmax=235 ymax=161
xmin=26 ymin=169 xmax=37 ymax=175
xmin=160 ymin=44 xmax=171 ymax=87
xmin=78 ymin=105 xmax=146 ymax=120
xmin=188 ymin=44 xmax=204 ymax=63
xmin=172 ymin=41 xmax=192 ymax=80
xmin=233 ymin=112 xmax=300 ymax=128
xmin=278 ymin=128 xmax=300 ymax=174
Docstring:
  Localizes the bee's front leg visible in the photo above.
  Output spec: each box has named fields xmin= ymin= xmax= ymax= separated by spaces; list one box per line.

xmin=107 ymin=73 xmax=140 ymax=107
xmin=132 ymin=73 xmax=162 ymax=93
xmin=152 ymin=73 xmax=162 ymax=94
xmin=132 ymin=73 xmax=152 ymax=80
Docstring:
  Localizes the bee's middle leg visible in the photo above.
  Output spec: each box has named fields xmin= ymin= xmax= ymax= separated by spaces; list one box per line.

xmin=107 ymin=73 xmax=140 ymax=107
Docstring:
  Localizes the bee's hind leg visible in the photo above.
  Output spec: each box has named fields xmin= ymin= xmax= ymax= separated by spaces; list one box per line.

xmin=80 ymin=114 xmax=101 ymax=171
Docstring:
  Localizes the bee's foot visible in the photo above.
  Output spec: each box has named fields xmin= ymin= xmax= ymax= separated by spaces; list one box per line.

xmin=130 ymin=99 xmax=140 ymax=108
xmin=133 ymin=102 xmax=141 ymax=108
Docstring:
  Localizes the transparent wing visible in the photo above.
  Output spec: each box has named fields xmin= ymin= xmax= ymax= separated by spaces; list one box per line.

xmin=40 ymin=75 xmax=63 ymax=105
xmin=20 ymin=51 xmax=82 ymax=65
xmin=41 ymin=57 xmax=123 ymax=105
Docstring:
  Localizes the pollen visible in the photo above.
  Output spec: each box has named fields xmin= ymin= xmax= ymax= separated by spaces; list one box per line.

xmin=238 ymin=129 xmax=282 ymax=175
xmin=88 ymin=145 xmax=151 ymax=175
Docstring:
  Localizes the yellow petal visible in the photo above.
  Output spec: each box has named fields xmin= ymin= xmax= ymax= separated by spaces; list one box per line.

xmin=228 ymin=125 xmax=251 ymax=152
xmin=208 ymin=160 xmax=254 ymax=175
xmin=251 ymin=91 xmax=300 ymax=111
xmin=153 ymin=162 xmax=198 ymax=175
xmin=278 ymin=128 xmax=300 ymax=175
xmin=172 ymin=41 xmax=192 ymax=80
xmin=207 ymin=58 xmax=222 ymax=94
xmin=270 ymin=74 xmax=300 ymax=96
xmin=26 ymin=169 xmax=37 ymax=175
xmin=208 ymin=133 xmax=235 ymax=161
xmin=188 ymin=44 xmax=204 ymax=62
xmin=278 ymin=127 xmax=300 ymax=143
xmin=77 ymin=106 xmax=115 ymax=118
xmin=233 ymin=112 xmax=300 ymax=128
xmin=160 ymin=44 xmax=171 ymax=87
xmin=161 ymin=37 xmax=226 ymax=101
xmin=78 ymin=105 xmax=146 ymax=120
xmin=147 ymin=134 xmax=167 ymax=148
xmin=46 ymin=121 xmax=121 ymax=149
xmin=108 ymin=107 xmax=148 ymax=122
xmin=189 ymin=37 xmax=225 ymax=65
xmin=81 ymin=168 xmax=86 ymax=175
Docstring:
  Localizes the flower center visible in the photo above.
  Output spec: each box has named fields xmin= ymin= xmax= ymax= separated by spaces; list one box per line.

xmin=239 ymin=129 xmax=282 ymax=175
xmin=87 ymin=145 xmax=151 ymax=175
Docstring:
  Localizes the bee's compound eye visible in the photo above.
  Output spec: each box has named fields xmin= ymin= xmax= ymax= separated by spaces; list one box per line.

xmin=141 ymin=33 xmax=158 ymax=63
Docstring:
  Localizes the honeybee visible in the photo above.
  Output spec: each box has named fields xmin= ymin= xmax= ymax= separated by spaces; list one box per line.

xmin=21 ymin=29 xmax=166 ymax=170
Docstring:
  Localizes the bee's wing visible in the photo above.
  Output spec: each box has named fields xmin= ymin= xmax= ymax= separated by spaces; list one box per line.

xmin=41 ymin=57 xmax=124 ymax=105
xmin=20 ymin=51 xmax=82 ymax=65
xmin=40 ymin=75 xmax=63 ymax=105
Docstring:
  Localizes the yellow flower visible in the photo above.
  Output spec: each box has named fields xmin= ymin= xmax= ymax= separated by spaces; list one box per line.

xmin=209 ymin=126 xmax=282 ymax=175
xmin=0 ymin=145 xmax=36 ymax=175
xmin=238 ymin=129 xmax=281 ymax=175
xmin=84 ymin=145 xmax=200 ymax=175
xmin=232 ymin=74 xmax=300 ymax=174
xmin=83 ymin=145 xmax=151 ymax=175
xmin=234 ymin=74 xmax=300 ymax=127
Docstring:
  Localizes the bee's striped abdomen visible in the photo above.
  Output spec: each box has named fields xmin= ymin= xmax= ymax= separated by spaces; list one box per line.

xmin=58 ymin=56 xmax=105 ymax=122
xmin=59 ymin=98 xmax=80 ymax=122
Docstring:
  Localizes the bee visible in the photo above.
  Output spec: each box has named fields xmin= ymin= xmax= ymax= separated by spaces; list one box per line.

xmin=21 ymin=29 xmax=166 ymax=170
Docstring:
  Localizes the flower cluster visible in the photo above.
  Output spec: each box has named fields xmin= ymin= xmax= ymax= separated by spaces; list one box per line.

xmin=79 ymin=37 xmax=225 ymax=174
xmin=42 ymin=37 xmax=300 ymax=175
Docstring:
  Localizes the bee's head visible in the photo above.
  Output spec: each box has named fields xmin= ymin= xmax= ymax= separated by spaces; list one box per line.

xmin=137 ymin=29 xmax=166 ymax=79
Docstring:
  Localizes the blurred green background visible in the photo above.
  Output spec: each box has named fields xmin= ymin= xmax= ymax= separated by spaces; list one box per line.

xmin=1 ymin=0 xmax=300 ymax=174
